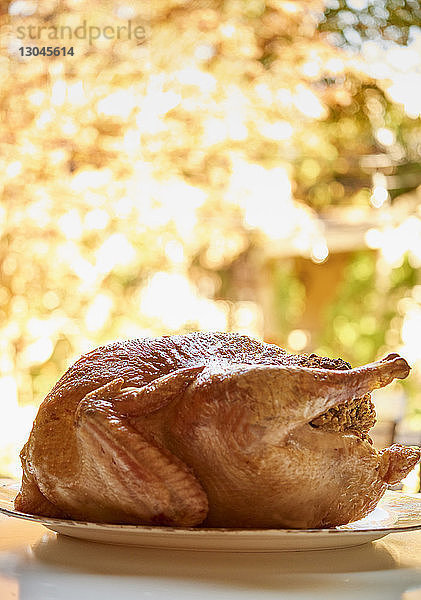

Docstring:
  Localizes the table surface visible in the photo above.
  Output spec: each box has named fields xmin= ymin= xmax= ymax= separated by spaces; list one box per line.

xmin=1 ymin=513 xmax=421 ymax=600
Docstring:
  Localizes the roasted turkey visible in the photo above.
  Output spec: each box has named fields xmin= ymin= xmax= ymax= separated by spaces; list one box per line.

xmin=15 ymin=332 xmax=420 ymax=528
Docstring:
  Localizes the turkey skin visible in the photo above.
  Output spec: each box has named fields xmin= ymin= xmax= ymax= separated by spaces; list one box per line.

xmin=15 ymin=332 xmax=420 ymax=528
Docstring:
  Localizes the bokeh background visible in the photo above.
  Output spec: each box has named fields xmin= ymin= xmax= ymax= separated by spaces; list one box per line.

xmin=1 ymin=0 xmax=421 ymax=487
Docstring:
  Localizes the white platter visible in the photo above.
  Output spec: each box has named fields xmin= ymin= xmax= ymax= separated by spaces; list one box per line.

xmin=1 ymin=480 xmax=420 ymax=552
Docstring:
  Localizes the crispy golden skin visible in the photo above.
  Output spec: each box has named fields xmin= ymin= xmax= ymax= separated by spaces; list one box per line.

xmin=15 ymin=333 xmax=420 ymax=528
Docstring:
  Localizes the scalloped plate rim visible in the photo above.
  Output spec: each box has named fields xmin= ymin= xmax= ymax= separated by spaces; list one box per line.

xmin=0 ymin=479 xmax=420 ymax=534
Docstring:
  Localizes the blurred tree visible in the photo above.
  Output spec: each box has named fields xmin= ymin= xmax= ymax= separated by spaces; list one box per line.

xmin=0 ymin=0 xmax=421 ymax=474
xmin=320 ymin=0 xmax=421 ymax=47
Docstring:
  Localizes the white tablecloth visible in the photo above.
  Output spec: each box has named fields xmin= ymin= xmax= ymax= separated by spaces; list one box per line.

xmin=0 ymin=513 xmax=421 ymax=599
